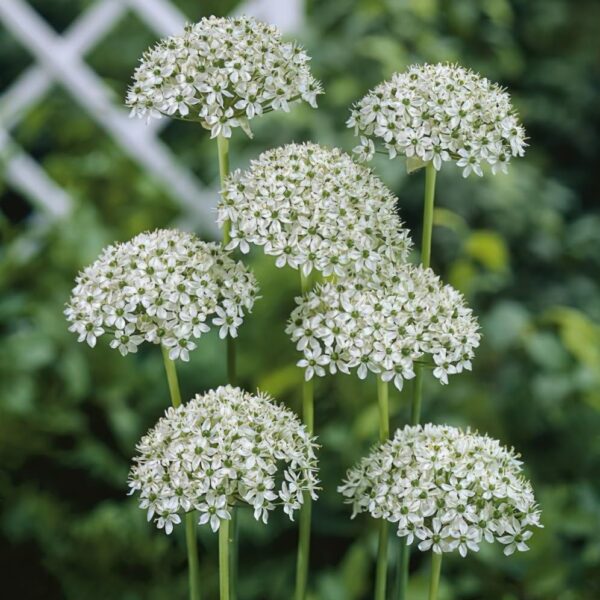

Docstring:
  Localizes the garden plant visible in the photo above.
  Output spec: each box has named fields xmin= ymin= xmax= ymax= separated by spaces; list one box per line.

xmin=63 ymin=13 xmax=546 ymax=600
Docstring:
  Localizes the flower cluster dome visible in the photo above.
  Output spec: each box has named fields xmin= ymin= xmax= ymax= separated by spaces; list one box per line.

xmin=287 ymin=265 xmax=480 ymax=390
xmin=65 ymin=229 xmax=258 ymax=360
xmin=218 ymin=143 xmax=412 ymax=277
xmin=127 ymin=16 xmax=322 ymax=137
xmin=128 ymin=385 xmax=319 ymax=533
xmin=339 ymin=424 xmax=542 ymax=557
xmin=348 ymin=63 xmax=527 ymax=176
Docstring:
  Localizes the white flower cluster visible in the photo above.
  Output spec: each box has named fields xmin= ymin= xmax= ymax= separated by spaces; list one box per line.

xmin=348 ymin=63 xmax=527 ymax=176
xmin=339 ymin=424 xmax=542 ymax=557
xmin=287 ymin=265 xmax=480 ymax=390
xmin=128 ymin=386 xmax=319 ymax=533
xmin=65 ymin=229 xmax=258 ymax=360
xmin=218 ymin=143 xmax=412 ymax=277
xmin=127 ymin=16 xmax=322 ymax=137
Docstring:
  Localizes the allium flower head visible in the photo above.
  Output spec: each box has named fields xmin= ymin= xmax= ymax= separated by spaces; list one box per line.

xmin=287 ymin=265 xmax=480 ymax=390
xmin=349 ymin=63 xmax=527 ymax=176
xmin=128 ymin=385 xmax=319 ymax=533
xmin=339 ymin=424 xmax=542 ymax=557
xmin=127 ymin=16 xmax=322 ymax=137
xmin=65 ymin=229 xmax=258 ymax=360
xmin=218 ymin=143 xmax=412 ymax=277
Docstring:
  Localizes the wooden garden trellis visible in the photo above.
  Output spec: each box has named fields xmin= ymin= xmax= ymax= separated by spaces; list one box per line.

xmin=0 ymin=0 xmax=302 ymax=237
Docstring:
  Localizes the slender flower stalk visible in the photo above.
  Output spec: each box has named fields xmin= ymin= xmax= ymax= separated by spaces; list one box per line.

xmin=301 ymin=359 xmax=316 ymax=440
xmin=428 ymin=553 xmax=442 ymax=600
xmin=161 ymin=349 xmax=201 ymax=600
xmin=411 ymin=161 xmax=438 ymax=431
xmin=396 ymin=538 xmax=410 ymax=600
xmin=295 ymin=271 xmax=315 ymax=600
xmin=218 ymin=135 xmax=232 ymax=244
xmin=374 ymin=378 xmax=390 ymax=600
xmin=161 ymin=346 xmax=182 ymax=408
xmin=302 ymin=377 xmax=315 ymax=433
xmin=219 ymin=519 xmax=231 ymax=600
xmin=227 ymin=509 xmax=238 ymax=600
xmin=408 ymin=163 xmax=437 ymax=425
xmin=217 ymin=132 xmax=239 ymax=599
xmin=420 ymin=163 xmax=437 ymax=271
xmin=410 ymin=369 xmax=425 ymax=427
xmin=217 ymin=135 xmax=236 ymax=386
xmin=185 ymin=511 xmax=202 ymax=600
xmin=377 ymin=378 xmax=390 ymax=441
xmin=398 ymin=162 xmax=438 ymax=599
xmin=294 ymin=468 xmax=313 ymax=600
xmin=375 ymin=519 xmax=389 ymax=600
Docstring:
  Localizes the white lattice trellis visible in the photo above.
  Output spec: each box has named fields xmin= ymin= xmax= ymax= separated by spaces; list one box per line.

xmin=0 ymin=0 xmax=303 ymax=236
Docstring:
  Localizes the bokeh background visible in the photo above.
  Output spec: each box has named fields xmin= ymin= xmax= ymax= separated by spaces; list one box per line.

xmin=1 ymin=0 xmax=600 ymax=598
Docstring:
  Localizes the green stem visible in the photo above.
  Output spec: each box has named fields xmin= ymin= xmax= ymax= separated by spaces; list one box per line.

xmin=185 ymin=513 xmax=202 ymax=600
xmin=395 ymin=541 xmax=409 ymax=600
xmin=299 ymin=270 xmax=310 ymax=294
xmin=295 ymin=483 xmax=313 ymax=600
xmin=428 ymin=552 xmax=442 ymax=600
xmin=377 ymin=378 xmax=389 ymax=442
xmin=228 ymin=508 xmax=238 ymax=600
xmin=421 ymin=162 xmax=437 ymax=270
xmin=295 ymin=271 xmax=314 ymax=600
xmin=374 ymin=378 xmax=390 ymax=600
xmin=217 ymin=134 xmax=236 ymax=386
xmin=299 ymin=272 xmax=314 ymax=433
xmin=375 ymin=519 xmax=389 ymax=600
xmin=216 ymin=136 xmax=230 ymax=199
xmin=161 ymin=347 xmax=201 ymax=600
xmin=396 ymin=162 xmax=438 ymax=599
xmin=410 ymin=367 xmax=424 ymax=426
xmin=302 ymin=377 xmax=315 ymax=433
xmin=412 ymin=162 xmax=436 ymax=428
xmin=161 ymin=345 xmax=182 ymax=408
xmin=227 ymin=337 xmax=237 ymax=386
xmin=217 ymin=133 xmax=238 ymax=599
xmin=217 ymin=134 xmax=231 ymax=245
xmin=219 ymin=519 xmax=231 ymax=600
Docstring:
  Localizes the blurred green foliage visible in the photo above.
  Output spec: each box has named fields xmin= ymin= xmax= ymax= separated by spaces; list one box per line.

xmin=1 ymin=0 xmax=600 ymax=598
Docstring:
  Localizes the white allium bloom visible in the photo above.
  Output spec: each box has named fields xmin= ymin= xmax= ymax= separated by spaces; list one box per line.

xmin=286 ymin=265 xmax=480 ymax=390
xmin=218 ymin=143 xmax=412 ymax=277
xmin=339 ymin=424 xmax=542 ymax=557
xmin=65 ymin=229 xmax=258 ymax=360
xmin=127 ymin=16 xmax=322 ymax=137
xmin=128 ymin=386 xmax=319 ymax=533
xmin=348 ymin=63 xmax=527 ymax=176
